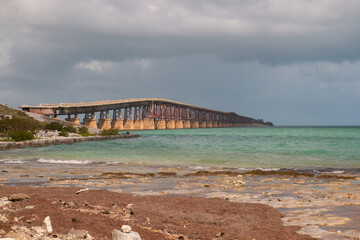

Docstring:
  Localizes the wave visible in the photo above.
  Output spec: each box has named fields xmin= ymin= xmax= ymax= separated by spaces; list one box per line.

xmin=0 ymin=159 xmax=25 ymax=164
xmin=37 ymin=158 xmax=92 ymax=165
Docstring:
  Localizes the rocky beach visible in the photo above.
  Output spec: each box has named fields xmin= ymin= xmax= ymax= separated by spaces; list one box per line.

xmin=0 ymin=162 xmax=359 ymax=240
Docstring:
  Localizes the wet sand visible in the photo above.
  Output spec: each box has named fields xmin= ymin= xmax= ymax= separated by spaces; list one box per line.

xmin=1 ymin=162 xmax=360 ymax=239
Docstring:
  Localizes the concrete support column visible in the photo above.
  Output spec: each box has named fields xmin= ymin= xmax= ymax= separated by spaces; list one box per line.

xmin=183 ymin=120 xmax=191 ymax=129
xmin=175 ymin=120 xmax=183 ymax=129
xmin=166 ymin=120 xmax=176 ymax=129
xmin=134 ymin=120 xmax=144 ymax=130
xmin=66 ymin=118 xmax=81 ymax=125
xmin=86 ymin=118 xmax=97 ymax=129
xmin=112 ymin=119 xmax=124 ymax=130
xmin=99 ymin=118 xmax=112 ymax=130
xmin=155 ymin=119 xmax=166 ymax=129
xmin=124 ymin=120 xmax=134 ymax=130
xmin=199 ymin=122 xmax=207 ymax=128
xmin=212 ymin=122 xmax=218 ymax=128
xmin=191 ymin=121 xmax=199 ymax=128
xmin=143 ymin=119 xmax=155 ymax=130
xmin=206 ymin=122 xmax=213 ymax=128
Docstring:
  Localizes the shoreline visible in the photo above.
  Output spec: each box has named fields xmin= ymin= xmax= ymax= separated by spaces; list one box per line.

xmin=0 ymin=134 xmax=141 ymax=151
xmin=1 ymin=162 xmax=359 ymax=239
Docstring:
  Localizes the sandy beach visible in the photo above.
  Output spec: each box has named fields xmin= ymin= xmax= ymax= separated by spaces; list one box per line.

xmin=1 ymin=162 xmax=359 ymax=240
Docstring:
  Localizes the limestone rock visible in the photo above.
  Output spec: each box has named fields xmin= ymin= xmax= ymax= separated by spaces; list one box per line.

xmin=76 ymin=188 xmax=89 ymax=194
xmin=42 ymin=216 xmax=53 ymax=233
xmin=66 ymin=229 xmax=92 ymax=240
xmin=0 ymin=214 xmax=8 ymax=223
xmin=112 ymin=229 xmax=141 ymax=240
xmin=0 ymin=197 xmax=10 ymax=207
xmin=121 ymin=225 xmax=132 ymax=233
xmin=9 ymin=193 xmax=29 ymax=201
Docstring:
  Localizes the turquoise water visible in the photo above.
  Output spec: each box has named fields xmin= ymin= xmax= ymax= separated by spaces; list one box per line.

xmin=1 ymin=127 xmax=360 ymax=169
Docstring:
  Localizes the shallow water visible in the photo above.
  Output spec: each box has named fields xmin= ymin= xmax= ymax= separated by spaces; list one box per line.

xmin=1 ymin=127 xmax=360 ymax=169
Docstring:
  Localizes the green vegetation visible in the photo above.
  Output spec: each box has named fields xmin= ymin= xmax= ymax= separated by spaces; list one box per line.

xmin=45 ymin=122 xmax=63 ymax=131
xmin=0 ymin=105 xmax=99 ymax=141
xmin=63 ymin=125 xmax=77 ymax=133
xmin=78 ymin=126 xmax=89 ymax=134
xmin=0 ymin=105 xmax=45 ymax=137
xmin=101 ymin=129 xmax=119 ymax=136
xmin=59 ymin=129 xmax=69 ymax=137
xmin=9 ymin=130 xmax=34 ymax=142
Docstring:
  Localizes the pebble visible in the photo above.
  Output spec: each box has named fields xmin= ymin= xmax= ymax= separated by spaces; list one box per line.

xmin=112 ymin=229 xmax=141 ymax=240
xmin=121 ymin=225 xmax=132 ymax=233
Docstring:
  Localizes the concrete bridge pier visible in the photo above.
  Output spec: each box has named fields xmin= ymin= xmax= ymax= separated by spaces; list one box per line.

xmin=134 ymin=120 xmax=144 ymax=130
xmin=212 ymin=122 xmax=218 ymax=128
xmin=112 ymin=119 xmax=124 ymax=130
xmin=143 ymin=119 xmax=155 ymax=130
xmin=175 ymin=120 xmax=183 ymax=129
xmin=124 ymin=120 xmax=134 ymax=130
xmin=166 ymin=120 xmax=176 ymax=129
xmin=183 ymin=120 xmax=191 ymax=129
xmin=98 ymin=119 xmax=111 ymax=130
xmin=155 ymin=119 xmax=167 ymax=129
xmin=207 ymin=122 xmax=213 ymax=128
xmin=191 ymin=121 xmax=199 ymax=128
xmin=65 ymin=116 xmax=80 ymax=125
xmin=199 ymin=122 xmax=207 ymax=128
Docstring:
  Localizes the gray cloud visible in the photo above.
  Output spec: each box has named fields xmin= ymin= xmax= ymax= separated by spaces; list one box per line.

xmin=1 ymin=0 xmax=360 ymax=125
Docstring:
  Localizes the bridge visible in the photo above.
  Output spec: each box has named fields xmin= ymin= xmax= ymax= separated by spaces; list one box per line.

xmin=20 ymin=98 xmax=270 ymax=130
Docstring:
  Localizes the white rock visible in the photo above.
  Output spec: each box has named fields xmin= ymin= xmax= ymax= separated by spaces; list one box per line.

xmin=42 ymin=216 xmax=53 ymax=233
xmin=121 ymin=225 xmax=132 ymax=233
xmin=112 ymin=229 xmax=141 ymax=240
xmin=76 ymin=188 xmax=89 ymax=194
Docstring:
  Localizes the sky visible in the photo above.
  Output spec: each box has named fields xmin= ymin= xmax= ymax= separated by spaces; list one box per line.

xmin=1 ymin=0 xmax=360 ymax=125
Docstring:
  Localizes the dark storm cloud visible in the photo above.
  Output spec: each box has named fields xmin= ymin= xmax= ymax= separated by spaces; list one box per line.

xmin=1 ymin=0 xmax=360 ymax=124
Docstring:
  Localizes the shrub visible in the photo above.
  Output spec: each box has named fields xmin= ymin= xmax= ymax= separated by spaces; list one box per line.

xmin=10 ymin=130 xmax=34 ymax=142
xmin=45 ymin=122 xmax=63 ymax=131
xmin=63 ymin=125 xmax=77 ymax=133
xmin=101 ymin=129 xmax=119 ymax=136
xmin=78 ymin=126 xmax=89 ymax=134
xmin=59 ymin=129 xmax=69 ymax=137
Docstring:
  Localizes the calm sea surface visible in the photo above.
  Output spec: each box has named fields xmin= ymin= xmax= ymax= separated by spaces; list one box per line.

xmin=1 ymin=127 xmax=360 ymax=170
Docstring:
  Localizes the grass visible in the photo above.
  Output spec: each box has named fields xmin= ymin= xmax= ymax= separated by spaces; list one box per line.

xmin=0 ymin=105 xmax=45 ymax=137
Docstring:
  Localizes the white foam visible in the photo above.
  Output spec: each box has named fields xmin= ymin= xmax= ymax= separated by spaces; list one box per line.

xmin=189 ymin=166 xmax=209 ymax=170
xmin=332 ymin=170 xmax=345 ymax=174
xmin=256 ymin=167 xmax=280 ymax=171
xmin=37 ymin=158 xmax=91 ymax=165
xmin=1 ymin=160 xmax=24 ymax=164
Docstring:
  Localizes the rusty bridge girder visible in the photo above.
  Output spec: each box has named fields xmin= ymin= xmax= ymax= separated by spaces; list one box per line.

xmin=20 ymin=98 xmax=260 ymax=130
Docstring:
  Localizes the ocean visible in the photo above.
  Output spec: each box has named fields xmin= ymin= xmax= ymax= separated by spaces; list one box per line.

xmin=1 ymin=127 xmax=360 ymax=171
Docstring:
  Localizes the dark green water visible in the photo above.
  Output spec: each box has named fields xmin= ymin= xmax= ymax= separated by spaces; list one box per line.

xmin=1 ymin=127 xmax=360 ymax=169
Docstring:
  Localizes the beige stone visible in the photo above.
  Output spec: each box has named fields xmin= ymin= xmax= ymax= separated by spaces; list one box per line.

xmin=199 ymin=122 xmax=207 ymax=128
xmin=155 ymin=119 xmax=166 ymax=130
xmin=183 ymin=120 xmax=191 ymax=129
xmin=124 ymin=120 xmax=134 ymax=130
xmin=99 ymin=119 xmax=112 ymax=130
xmin=175 ymin=120 xmax=183 ymax=129
xmin=191 ymin=121 xmax=199 ymax=128
xmin=85 ymin=118 xmax=97 ymax=129
xmin=142 ymin=119 xmax=155 ymax=130
xmin=112 ymin=119 xmax=124 ymax=130
xmin=134 ymin=120 xmax=144 ymax=130
xmin=166 ymin=120 xmax=176 ymax=129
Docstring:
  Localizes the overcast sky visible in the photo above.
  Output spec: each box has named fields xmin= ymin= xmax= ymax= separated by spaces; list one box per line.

xmin=1 ymin=0 xmax=360 ymax=125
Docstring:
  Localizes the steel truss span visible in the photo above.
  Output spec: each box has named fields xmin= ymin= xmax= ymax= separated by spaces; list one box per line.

xmin=21 ymin=98 xmax=269 ymax=130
